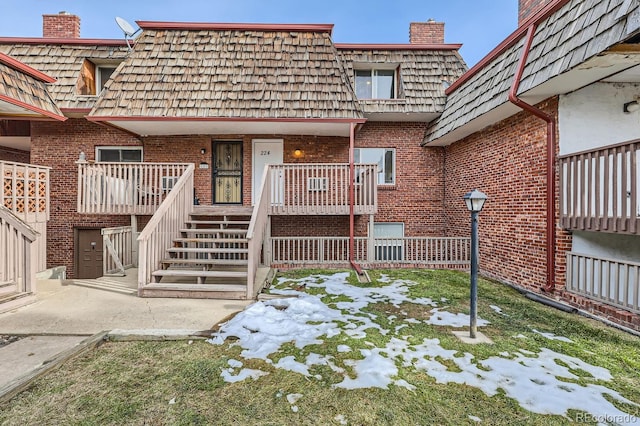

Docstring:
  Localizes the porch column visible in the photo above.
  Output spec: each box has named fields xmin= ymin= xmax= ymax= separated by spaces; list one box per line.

xmin=131 ymin=214 xmax=139 ymax=267
xmin=367 ymin=215 xmax=375 ymax=263
xmin=349 ymin=122 xmax=355 ymax=264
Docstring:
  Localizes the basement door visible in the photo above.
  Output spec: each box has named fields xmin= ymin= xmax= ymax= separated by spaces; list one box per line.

xmin=252 ymin=139 xmax=284 ymax=205
xmin=213 ymin=141 xmax=243 ymax=204
xmin=76 ymin=228 xmax=103 ymax=279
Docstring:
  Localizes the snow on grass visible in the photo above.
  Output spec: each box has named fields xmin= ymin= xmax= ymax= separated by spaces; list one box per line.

xmin=531 ymin=329 xmax=573 ymax=343
xmin=425 ymin=308 xmax=490 ymax=328
xmin=210 ymin=272 xmax=638 ymax=421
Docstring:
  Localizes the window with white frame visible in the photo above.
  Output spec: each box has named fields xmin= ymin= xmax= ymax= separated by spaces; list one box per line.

xmin=96 ymin=66 xmax=117 ymax=92
xmin=355 ymin=68 xmax=397 ymax=99
xmin=96 ymin=147 xmax=143 ymax=162
xmin=374 ymin=222 xmax=404 ymax=261
xmin=354 ymin=148 xmax=395 ymax=185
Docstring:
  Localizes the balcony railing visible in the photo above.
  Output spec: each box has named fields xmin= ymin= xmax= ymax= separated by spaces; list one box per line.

xmin=268 ymin=163 xmax=377 ymax=215
xmin=559 ymin=140 xmax=639 ymax=234
xmin=269 ymin=236 xmax=470 ymax=267
xmin=566 ymin=252 xmax=640 ymax=314
xmin=77 ymin=162 xmax=191 ymax=215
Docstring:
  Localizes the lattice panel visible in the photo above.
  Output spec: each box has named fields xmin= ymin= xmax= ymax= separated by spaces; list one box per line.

xmin=3 ymin=169 xmax=48 ymax=214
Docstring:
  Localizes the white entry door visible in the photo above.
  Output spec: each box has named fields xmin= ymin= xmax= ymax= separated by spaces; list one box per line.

xmin=252 ymin=139 xmax=284 ymax=204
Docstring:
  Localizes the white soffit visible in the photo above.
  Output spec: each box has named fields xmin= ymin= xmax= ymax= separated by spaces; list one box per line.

xmin=103 ymin=120 xmax=354 ymax=137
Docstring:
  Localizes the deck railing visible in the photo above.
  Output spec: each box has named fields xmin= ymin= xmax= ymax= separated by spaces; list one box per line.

xmin=137 ymin=164 xmax=194 ymax=293
xmin=246 ymin=166 xmax=272 ymax=298
xmin=268 ymin=163 xmax=377 ymax=215
xmin=559 ymin=140 xmax=639 ymax=234
xmin=102 ymin=226 xmax=134 ymax=276
xmin=77 ymin=162 xmax=191 ymax=215
xmin=566 ymin=251 xmax=640 ymax=314
xmin=1 ymin=161 xmax=49 ymax=223
xmin=0 ymin=205 xmax=38 ymax=296
xmin=270 ymin=236 xmax=470 ymax=267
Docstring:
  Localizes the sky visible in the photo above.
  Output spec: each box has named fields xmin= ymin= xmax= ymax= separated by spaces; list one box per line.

xmin=1 ymin=0 xmax=519 ymax=67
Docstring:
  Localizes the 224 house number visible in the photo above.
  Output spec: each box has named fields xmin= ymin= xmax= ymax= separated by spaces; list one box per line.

xmin=260 ymin=151 xmax=271 ymax=155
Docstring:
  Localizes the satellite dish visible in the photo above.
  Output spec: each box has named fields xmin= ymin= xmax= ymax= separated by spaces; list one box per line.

xmin=115 ymin=17 xmax=140 ymax=50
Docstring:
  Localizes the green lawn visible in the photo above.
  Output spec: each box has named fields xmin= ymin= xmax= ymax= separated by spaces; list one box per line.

xmin=1 ymin=269 xmax=639 ymax=425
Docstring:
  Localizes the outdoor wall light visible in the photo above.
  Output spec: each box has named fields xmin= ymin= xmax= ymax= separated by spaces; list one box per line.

xmin=463 ymin=188 xmax=488 ymax=339
xmin=623 ymin=100 xmax=640 ymax=113
xmin=77 ymin=151 xmax=87 ymax=163
xmin=292 ymin=148 xmax=304 ymax=159
xmin=200 ymin=148 xmax=207 ymax=154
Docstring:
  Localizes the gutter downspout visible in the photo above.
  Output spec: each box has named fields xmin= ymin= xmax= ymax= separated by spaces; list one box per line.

xmin=508 ymin=24 xmax=556 ymax=293
xmin=349 ymin=122 xmax=363 ymax=275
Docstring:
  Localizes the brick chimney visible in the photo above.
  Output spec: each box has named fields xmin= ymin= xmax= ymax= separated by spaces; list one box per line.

xmin=43 ymin=11 xmax=80 ymax=38
xmin=518 ymin=0 xmax=553 ymax=25
xmin=409 ymin=19 xmax=445 ymax=44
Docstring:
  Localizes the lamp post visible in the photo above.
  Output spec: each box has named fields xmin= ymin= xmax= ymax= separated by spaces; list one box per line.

xmin=463 ymin=189 xmax=487 ymax=339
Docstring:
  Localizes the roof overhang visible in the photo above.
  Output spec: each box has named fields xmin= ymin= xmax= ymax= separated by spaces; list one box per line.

xmin=0 ymin=95 xmax=66 ymax=121
xmin=365 ymin=112 xmax=440 ymax=122
xmin=426 ymin=47 xmax=640 ymax=146
xmin=86 ymin=117 xmax=367 ymax=137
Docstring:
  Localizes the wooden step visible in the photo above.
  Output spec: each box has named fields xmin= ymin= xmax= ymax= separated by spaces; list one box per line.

xmin=152 ymin=270 xmax=247 ymax=279
xmin=161 ymin=258 xmax=248 ymax=267
xmin=0 ymin=292 xmax=36 ymax=314
xmin=173 ymin=237 xmax=248 ymax=244
xmin=139 ymin=283 xmax=247 ymax=299
xmin=167 ymin=247 xmax=248 ymax=254
xmin=185 ymin=220 xmax=250 ymax=226
xmin=179 ymin=228 xmax=248 ymax=235
xmin=0 ymin=281 xmax=16 ymax=296
xmin=191 ymin=206 xmax=253 ymax=216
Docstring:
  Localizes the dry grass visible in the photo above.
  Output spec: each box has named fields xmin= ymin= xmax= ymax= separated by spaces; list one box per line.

xmin=1 ymin=269 xmax=639 ymax=425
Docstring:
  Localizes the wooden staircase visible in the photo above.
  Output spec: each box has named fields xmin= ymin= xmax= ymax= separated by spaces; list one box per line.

xmin=140 ymin=206 xmax=253 ymax=299
xmin=0 ymin=280 xmax=36 ymax=314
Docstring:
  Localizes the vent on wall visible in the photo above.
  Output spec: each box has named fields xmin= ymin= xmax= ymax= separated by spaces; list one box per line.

xmin=307 ymin=177 xmax=328 ymax=191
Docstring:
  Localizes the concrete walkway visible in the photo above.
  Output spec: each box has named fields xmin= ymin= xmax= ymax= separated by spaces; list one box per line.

xmin=0 ymin=270 xmax=253 ymax=394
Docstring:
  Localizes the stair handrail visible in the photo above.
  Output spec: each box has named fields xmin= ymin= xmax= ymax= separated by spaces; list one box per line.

xmin=0 ymin=205 xmax=39 ymax=295
xmin=246 ymin=165 xmax=272 ymax=299
xmin=137 ymin=164 xmax=195 ymax=293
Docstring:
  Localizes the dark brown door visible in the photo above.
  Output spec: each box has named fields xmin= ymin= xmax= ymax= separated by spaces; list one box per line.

xmin=213 ymin=141 xmax=243 ymax=204
xmin=76 ymin=229 xmax=103 ymax=279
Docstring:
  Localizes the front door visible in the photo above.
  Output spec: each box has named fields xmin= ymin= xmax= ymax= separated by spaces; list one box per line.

xmin=213 ymin=141 xmax=243 ymax=204
xmin=252 ymin=139 xmax=284 ymax=204
xmin=76 ymin=228 xmax=103 ymax=279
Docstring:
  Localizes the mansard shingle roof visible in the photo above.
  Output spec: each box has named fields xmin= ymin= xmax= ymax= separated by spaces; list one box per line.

xmin=337 ymin=45 xmax=467 ymax=115
xmin=0 ymin=40 xmax=130 ymax=110
xmin=90 ymin=24 xmax=364 ymax=120
xmin=0 ymin=52 xmax=64 ymax=119
xmin=425 ymin=0 xmax=640 ymax=144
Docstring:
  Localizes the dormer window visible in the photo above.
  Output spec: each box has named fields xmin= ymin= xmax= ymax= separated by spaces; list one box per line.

xmin=77 ymin=59 xmax=119 ymax=95
xmin=355 ymin=68 xmax=397 ymax=99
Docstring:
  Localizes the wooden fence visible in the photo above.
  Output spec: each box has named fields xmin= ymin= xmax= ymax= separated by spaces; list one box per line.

xmin=566 ymin=251 xmax=640 ymax=314
xmin=102 ymin=226 xmax=134 ymax=276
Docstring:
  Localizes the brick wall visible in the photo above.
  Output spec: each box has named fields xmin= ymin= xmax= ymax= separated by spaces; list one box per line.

xmin=518 ymin=0 xmax=553 ymax=25
xmin=444 ymin=98 xmax=570 ymax=292
xmin=43 ymin=12 xmax=80 ymax=38
xmin=30 ymin=118 xmax=140 ymax=277
xmin=409 ymin=21 xmax=445 ymax=44
xmin=0 ymin=146 xmax=29 ymax=163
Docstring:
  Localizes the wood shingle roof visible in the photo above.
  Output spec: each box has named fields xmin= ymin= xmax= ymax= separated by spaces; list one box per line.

xmin=337 ymin=46 xmax=467 ymax=116
xmin=0 ymin=40 xmax=130 ymax=110
xmin=425 ymin=0 xmax=640 ymax=144
xmin=0 ymin=52 xmax=64 ymax=119
xmin=89 ymin=26 xmax=364 ymax=120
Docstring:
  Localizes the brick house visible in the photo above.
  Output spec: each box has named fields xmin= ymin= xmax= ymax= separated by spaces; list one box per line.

xmin=1 ymin=1 xmax=639 ymax=332
xmin=424 ymin=0 xmax=640 ymax=330
xmin=0 ymin=13 xmax=468 ymax=300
